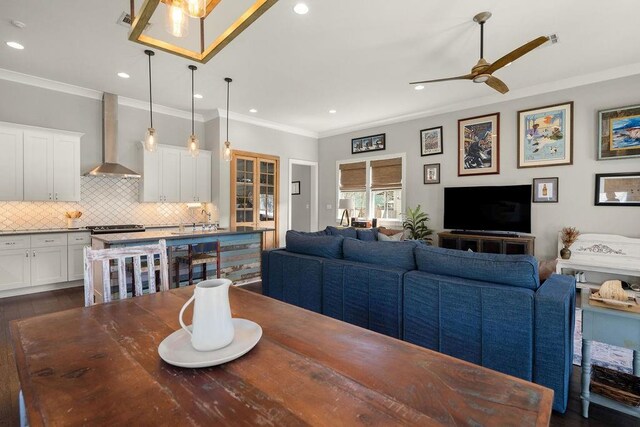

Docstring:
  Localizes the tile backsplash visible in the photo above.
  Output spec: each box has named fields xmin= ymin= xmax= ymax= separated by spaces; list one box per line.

xmin=0 ymin=176 xmax=215 ymax=230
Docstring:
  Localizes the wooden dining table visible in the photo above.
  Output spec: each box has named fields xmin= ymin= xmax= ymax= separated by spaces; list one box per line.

xmin=11 ymin=286 xmax=553 ymax=426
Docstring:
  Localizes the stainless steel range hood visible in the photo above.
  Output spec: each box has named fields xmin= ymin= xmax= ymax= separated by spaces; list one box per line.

xmin=85 ymin=93 xmax=141 ymax=178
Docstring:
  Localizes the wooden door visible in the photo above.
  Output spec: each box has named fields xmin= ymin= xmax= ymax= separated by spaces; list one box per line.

xmin=24 ymin=130 xmax=53 ymax=201
xmin=0 ymin=126 xmax=24 ymax=201
xmin=231 ymin=151 xmax=279 ymax=248
xmin=52 ymin=135 xmax=80 ymax=201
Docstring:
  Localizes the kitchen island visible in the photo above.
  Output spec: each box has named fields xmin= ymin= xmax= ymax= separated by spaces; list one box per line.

xmin=91 ymin=227 xmax=273 ymax=299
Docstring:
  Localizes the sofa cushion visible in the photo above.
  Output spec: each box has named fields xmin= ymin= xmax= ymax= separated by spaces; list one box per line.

xmin=414 ymin=245 xmax=540 ymax=290
xmin=326 ymin=226 xmax=358 ymax=239
xmin=356 ymin=228 xmax=378 ymax=241
xmin=290 ymin=227 xmax=328 ymax=237
xmin=286 ymin=231 xmax=343 ymax=259
xmin=343 ymin=237 xmax=416 ymax=271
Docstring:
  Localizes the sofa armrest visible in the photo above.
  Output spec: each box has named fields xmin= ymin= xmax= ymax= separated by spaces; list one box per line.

xmin=534 ymin=273 xmax=576 ymax=413
xmin=261 ymin=248 xmax=285 ymax=296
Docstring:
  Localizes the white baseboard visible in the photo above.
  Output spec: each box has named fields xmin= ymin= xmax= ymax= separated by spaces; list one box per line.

xmin=0 ymin=280 xmax=83 ymax=299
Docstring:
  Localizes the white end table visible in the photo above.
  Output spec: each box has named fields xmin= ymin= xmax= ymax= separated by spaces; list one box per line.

xmin=580 ymin=290 xmax=640 ymax=418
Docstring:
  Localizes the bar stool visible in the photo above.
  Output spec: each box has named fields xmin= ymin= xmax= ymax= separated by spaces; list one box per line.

xmin=175 ymin=241 xmax=221 ymax=285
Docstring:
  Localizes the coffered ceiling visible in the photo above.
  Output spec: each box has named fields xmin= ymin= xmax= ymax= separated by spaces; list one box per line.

xmin=1 ymin=0 xmax=639 ymax=136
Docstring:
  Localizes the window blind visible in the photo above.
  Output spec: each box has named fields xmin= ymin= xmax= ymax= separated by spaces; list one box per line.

xmin=371 ymin=158 xmax=402 ymax=190
xmin=339 ymin=162 xmax=366 ymax=191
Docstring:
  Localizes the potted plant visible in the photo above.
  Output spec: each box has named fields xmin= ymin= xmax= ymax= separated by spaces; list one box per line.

xmin=402 ymin=205 xmax=434 ymax=243
xmin=560 ymin=227 xmax=580 ymax=259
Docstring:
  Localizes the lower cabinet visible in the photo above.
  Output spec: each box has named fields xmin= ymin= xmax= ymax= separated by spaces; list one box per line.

xmin=30 ymin=246 xmax=68 ymax=286
xmin=438 ymin=232 xmax=535 ymax=256
xmin=0 ymin=248 xmax=31 ymax=291
xmin=68 ymin=244 xmax=86 ymax=281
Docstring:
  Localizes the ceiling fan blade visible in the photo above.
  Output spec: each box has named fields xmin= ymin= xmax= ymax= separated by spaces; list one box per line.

xmin=410 ymin=74 xmax=474 ymax=85
xmin=484 ymin=36 xmax=549 ymax=74
xmin=485 ymin=76 xmax=509 ymax=94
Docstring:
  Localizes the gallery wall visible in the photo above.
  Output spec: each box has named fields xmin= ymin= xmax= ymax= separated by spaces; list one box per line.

xmin=318 ymin=74 xmax=640 ymax=259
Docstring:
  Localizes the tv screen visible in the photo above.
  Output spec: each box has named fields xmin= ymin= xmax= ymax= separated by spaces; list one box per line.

xmin=444 ymin=185 xmax=532 ymax=234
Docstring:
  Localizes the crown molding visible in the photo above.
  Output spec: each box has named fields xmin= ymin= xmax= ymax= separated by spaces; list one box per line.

xmin=211 ymin=109 xmax=318 ymax=139
xmin=0 ymin=67 xmax=206 ymax=122
xmin=318 ymin=62 xmax=640 ymax=139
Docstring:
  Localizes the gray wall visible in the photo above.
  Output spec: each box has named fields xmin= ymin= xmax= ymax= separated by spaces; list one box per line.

xmin=291 ymin=164 xmax=311 ymax=232
xmin=319 ymin=74 xmax=640 ymax=259
xmin=0 ymin=79 xmax=205 ymax=174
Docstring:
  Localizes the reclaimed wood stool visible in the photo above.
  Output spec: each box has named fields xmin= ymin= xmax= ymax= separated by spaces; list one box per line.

xmin=175 ymin=240 xmax=221 ymax=285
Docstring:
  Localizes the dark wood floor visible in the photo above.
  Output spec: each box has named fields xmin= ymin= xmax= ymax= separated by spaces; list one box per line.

xmin=1 ymin=285 xmax=638 ymax=426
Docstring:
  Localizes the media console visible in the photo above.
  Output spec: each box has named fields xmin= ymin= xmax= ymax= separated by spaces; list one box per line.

xmin=438 ymin=231 xmax=535 ymax=255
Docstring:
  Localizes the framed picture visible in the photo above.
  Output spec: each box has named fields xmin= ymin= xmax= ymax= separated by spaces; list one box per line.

xmin=458 ymin=113 xmax=500 ymax=176
xmin=291 ymin=181 xmax=300 ymax=195
xmin=517 ymin=101 xmax=573 ymax=168
xmin=594 ymin=172 xmax=640 ymax=206
xmin=423 ymin=163 xmax=440 ymax=184
xmin=532 ymin=177 xmax=558 ymax=203
xmin=420 ymin=126 xmax=443 ymax=156
xmin=598 ymin=104 xmax=640 ymax=160
xmin=352 ymin=133 xmax=385 ymax=154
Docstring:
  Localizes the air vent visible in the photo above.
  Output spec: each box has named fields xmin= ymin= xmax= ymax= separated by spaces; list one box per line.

xmin=548 ymin=33 xmax=559 ymax=44
xmin=117 ymin=12 xmax=152 ymax=30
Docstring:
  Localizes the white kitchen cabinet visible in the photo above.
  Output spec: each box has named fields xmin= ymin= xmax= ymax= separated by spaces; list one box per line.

xmin=23 ymin=130 xmax=54 ymax=201
xmin=140 ymin=145 xmax=211 ymax=203
xmin=0 ymin=126 xmax=24 ymax=201
xmin=30 ymin=246 xmax=68 ymax=286
xmin=0 ymin=246 xmax=31 ymax=291
xmin=68 ymin=232 xmax=90 ymax=281
xmin=53 ymin=134 xmax=81 ymax=201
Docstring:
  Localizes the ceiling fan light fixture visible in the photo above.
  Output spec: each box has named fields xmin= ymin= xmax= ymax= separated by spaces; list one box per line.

xmin=473 ymin=74 xmax=490 ymax=83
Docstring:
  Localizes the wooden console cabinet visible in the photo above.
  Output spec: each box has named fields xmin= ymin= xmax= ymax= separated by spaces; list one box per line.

xmin=438 ymin=232 xmax=535 ymax=256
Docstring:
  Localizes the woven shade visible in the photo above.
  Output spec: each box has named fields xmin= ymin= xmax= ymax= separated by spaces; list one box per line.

xmin=339 ymin=162 xmax=366 ymax=191
xmin=371 ymin=158 xmax=402 ymax=190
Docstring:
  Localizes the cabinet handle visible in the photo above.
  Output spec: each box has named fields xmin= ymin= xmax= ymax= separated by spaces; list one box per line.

xmin=5 ymin=242 xmax=15 ymax=245
xmin=55 ymin=192 xmax=58 ymax=200
xmin=44 ymin=239 xmax=55 ymax=243
xmin=25 ymin=250 xmax=29 ymax=258
xmin=32 ymin=251 xmax=36 ymax=257
xmin=49 ymin=193 xmax=52 ymax=200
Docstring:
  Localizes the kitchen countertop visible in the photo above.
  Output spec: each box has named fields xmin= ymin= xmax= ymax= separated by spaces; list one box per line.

xmin=90 ymin=226 xmax=274 ymax=244
xmin=0 ymin=228 xmax=90 ymax=236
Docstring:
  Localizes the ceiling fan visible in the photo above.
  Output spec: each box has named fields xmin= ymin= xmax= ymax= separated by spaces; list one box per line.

xmin=410 ymin=12 xmax=550 ymax=94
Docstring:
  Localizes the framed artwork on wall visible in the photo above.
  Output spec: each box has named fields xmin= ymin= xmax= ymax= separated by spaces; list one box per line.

xmin=517 ymin=101 xmax=573 ymax=168
xmin=420 ymin=126 xmax=443 ymax=156
xmin=291 ymin=181 xmax=300 ymax=195
xmin=532 ymin=177 xmax=559 ymax=203
xmin=423 ymin=163 xmax=440 ymax=184
xmin=598 ymin=104 xmax=640 ymax=160
xmin=352 ymin=133 xmax=385 ymax=154
xmin=458 ymin=113 xmax=500 ymax=176
xmin=594 ymin=172 xmax=640 ymax=206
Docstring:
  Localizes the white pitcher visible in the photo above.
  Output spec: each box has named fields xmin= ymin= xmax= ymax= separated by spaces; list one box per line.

xmin=179 ymin=279 xmax=235 ymax=352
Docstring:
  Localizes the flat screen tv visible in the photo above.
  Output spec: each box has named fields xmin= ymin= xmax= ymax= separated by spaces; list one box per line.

xmin=444 ymin=185 xmax=532 ymax=234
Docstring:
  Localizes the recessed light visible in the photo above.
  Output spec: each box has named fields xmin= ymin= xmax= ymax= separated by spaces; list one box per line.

xmin=249 ymin=108 xmax=258 ymax=113
xmin=6 ymin=41 xmax=24 ymax=50
xmin=194 ymin=94 xmax=203 ymax=99
xmin=329 ymin=109 xmax=337 ymax=114
xmin=414 ymin=85 xmax=425 ymax=91
xmin=117 ymin=72 xmax=130 ymax=79
xmin=293 ymin=3 xmax=309 ymax=14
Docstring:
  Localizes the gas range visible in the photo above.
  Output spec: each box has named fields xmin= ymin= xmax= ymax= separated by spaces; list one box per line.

xmin=87 ymin=224 xmax=146 ymax=235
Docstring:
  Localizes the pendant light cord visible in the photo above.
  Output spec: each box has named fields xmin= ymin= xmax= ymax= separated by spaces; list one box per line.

xmin=191 ymin=67 xmax=195 ymax=135
xmin=148 ymin=52 xmax=153 ymax=128
xmin=226 ymin=79 xmax=230 ymax=141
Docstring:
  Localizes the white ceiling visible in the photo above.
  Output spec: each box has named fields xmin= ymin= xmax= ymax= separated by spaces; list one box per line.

xmin=1 ymin=0 xmax=640 ymax=136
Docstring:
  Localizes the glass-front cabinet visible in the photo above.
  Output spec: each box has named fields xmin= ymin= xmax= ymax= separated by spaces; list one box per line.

xmin=231 ymin=151 xmax=279 ymax=249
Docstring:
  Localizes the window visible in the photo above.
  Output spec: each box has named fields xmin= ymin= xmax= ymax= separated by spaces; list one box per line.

xmin=337 ymin=155 xmax=404 ymax=222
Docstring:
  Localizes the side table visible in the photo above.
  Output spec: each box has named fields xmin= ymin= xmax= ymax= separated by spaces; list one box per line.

xmin=580 ymin=290 xmax=640 ymax=418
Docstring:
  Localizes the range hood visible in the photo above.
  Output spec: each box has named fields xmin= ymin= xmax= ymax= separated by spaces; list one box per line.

xmin=86 ymin=93 xmax=141 ymax=178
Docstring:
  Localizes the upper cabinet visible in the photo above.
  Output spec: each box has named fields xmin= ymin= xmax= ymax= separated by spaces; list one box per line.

xmin=140 ymin=144 xmax=211 ymax=203
xmin=0 ymin=122 xmax=82 ymax=202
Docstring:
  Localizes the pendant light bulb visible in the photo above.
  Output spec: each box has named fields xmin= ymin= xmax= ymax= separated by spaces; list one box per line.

xmin=144 ymin=50 xmax=157 ymax=152
xmin=145 ymin=128 xmax=157 ymax=152
xmin=185 ymin=0 xmax=206 ymax=18
xmin=166 ymin=0 xmax=189 ymax=38
xmin=188 ymin=134 xmax=200 ymax=157
xmin=224 ymin=77 xmax=233 ymax=162
xmin=187 ymin=64 xmax=199 ymax=157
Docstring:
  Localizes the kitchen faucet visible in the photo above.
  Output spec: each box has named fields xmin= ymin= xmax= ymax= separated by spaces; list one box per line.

xmin=202 ymin=209 xmax=212 ymax=223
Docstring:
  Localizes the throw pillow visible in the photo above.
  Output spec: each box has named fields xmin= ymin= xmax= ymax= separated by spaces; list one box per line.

xmin=326 ymin=226 xmax=358 ymax=239
xmin=286 ymin=231 xmax=344 ymax=259
xmin=378 ymin=231 xmax=404 ymax=241
xmin=289 ymin=227 xmax=329 ymax=237
xmin=538 ymin=259 xmax=558 ymax=283
xmin=343 ymin=237 xmax=417 ymax=270
xmin=356 ymin=228 xmax=378 ymax=241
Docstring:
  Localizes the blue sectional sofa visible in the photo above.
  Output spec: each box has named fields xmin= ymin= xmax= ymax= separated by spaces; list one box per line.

xmin=261 ymin=228 xmax=576 ymax=413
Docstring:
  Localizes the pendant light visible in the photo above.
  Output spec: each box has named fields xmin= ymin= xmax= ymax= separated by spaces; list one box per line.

xmin=187 ymin=65 xmax=200 ymax=157
xmin=185 ymin=0 xmax=206 ymax=18
xmin=223 ymin=77 xmax=233 ymax=162
xmin=144 ymin=50 xmax=157 ymax=152
xmin=166 ymin=0 xmax=188 ymax=38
